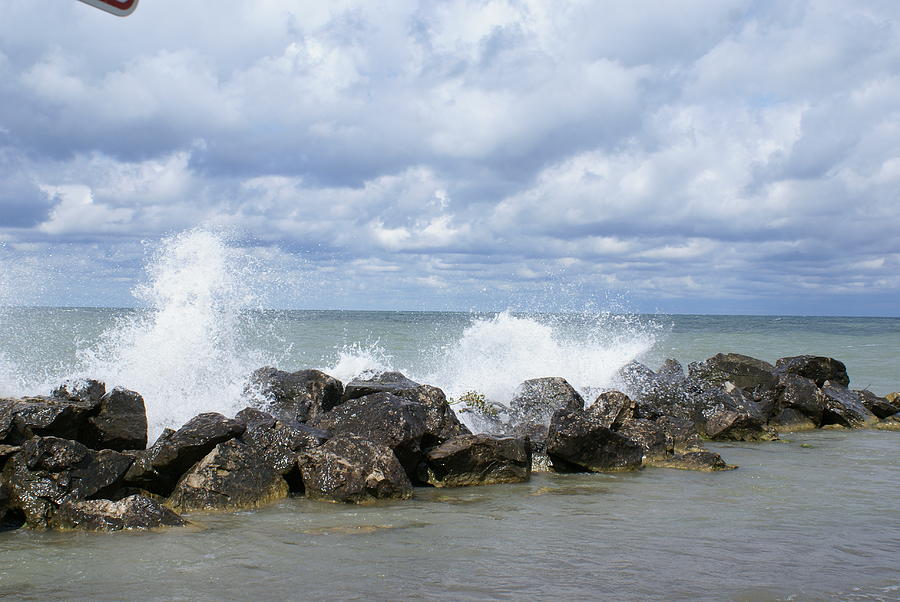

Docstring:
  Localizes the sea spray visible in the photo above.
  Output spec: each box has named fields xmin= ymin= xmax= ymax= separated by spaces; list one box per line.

xmin=76 ymin=230 xmax=277 ymax=439
xmin=326 ymin=341 xmax=394 ymax=384
xmin=421 ymin=311 xmax=662 ymax=413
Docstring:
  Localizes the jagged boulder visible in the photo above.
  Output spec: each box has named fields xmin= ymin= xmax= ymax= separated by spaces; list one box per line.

xmin=246 ymin=367 xmax=344 ymax=423
xmin=587 ymin=390 xmax=635 ymax=429
xmin=124 ymin=412 xmax=245 ymax=496
xmin=769 ymin=408 xmax=818 ymax=432
xmin=689 ymin=353 xmax=778 ymax=393
xmin=703 ymin=383 xmax=772 ymax=441
xmin=657 ymin=359 xmax=686 ymax=381
xmin=167 ymin=439 xmax=289 ymax=512
xmin=311 ymin=392 xmax=427 ymax=479
xmin=546 ymin=409 xmax=643 ymax=472
xmin=775 ymin=355 xmax=850 ymax=387
xmin=818 ymin=382 xmax=878 ymax=428
xmin=651 ymin=451 xmax=736 ymax=471
xmin=341 ymin=371 xmax=420 ymax=402
xmin=297 ymin=434 xmax=412 ymax=503
xmin=616 ymin=419 xmax=670 ymax=461
xmin=654 ymin=416 xmax=703 ymax=453
xmin=509 ymin=377 xmax=584 ymax=425
xmin=2 ymin=436 xmax=134 ymax=529
xmin=79 ymin=387 xmax=148 ymax=452
xmin=0 ymin=396 xmax=99 ymax=445
xmin=874 ymin=413 xmax=900 ymax=431
xmin=236 ymin=408 xmax=329 ymax=490
xmin=418 ymin=434 xmax=530 ymax=487
xmin=854 ymin=390 xmax=899 ymax=419
xmin=51 ymin=379 xmax=106 ymax=404
xmin=775 ymin=374 xmax=824 ymax=425
xmin=50 ymin=495 xmax=186 ymax=531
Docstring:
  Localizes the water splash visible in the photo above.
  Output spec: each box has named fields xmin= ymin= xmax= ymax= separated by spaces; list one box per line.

xmin=76 ymin=229 xmax=276 ymax=439
xmin=325 ymin=341 xmax=393 ymax=384
xmin=422 ymin=311 xmax=661 ymax=408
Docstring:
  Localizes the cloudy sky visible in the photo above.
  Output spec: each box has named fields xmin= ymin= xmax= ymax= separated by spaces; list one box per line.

xmin=1 ymin=1 xmax=899 ymax=315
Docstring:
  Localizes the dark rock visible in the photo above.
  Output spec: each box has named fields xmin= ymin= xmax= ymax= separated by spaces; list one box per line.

xmin=509 ymin=377 xmax=584 ymax=425
xmin=0 ymin=396 xmax=98 ymax=445
xmin=703 ymin=383 xmax=773 ymax=441
xmin=50 ymin=494 xmax=187 ymax=531
xmin=769 ymin=408 xmax=818 ymax=432
xmin=311 ymin=392 xmax=427 ymax=479
xmin=124 ymin=412 xmax=245 ymax=496
xmin=587 ymin=390 xmax=635 ymax=429
xmin=509 ymin=421 xmax=550 ymax=471
xmin=3 ymin=436 xmax=133 ymax=529
xmin=51 ymin=379 xmax=106 ymax=404
xmin=854 ymin=390 xmax=899 ymax=419
xmin=297 ymin=434 xmax=412 ymax=503
xmin=655 ymin=416 xmax=704 ymax=453
xmin=818 ymin=382 xmax=878 ymax=428
xmin=874 ymin=413 xmax=900 ymax=431
xmin=658 ymin=359 xmax=685 ymax=381
xmin=689 ymin=353 xmax=778 ymax=393
xmin=341 ymin=371 xmax=420 ymax=402
xmin=418 ymin=434 xmax=530 ymax=487
xmin=80 ymin=387 xmax=148 ymax=451
xmin=775 ymin=374 xmax=824 ymax=425
xmin=247 ymin=367 xmax=344 ymax=423
xmin=775 ymin=355 xmax=850 ymax=387
xmin=546 ymin=409 xmax=643 ymax=472
xmin=651 ymin=451 xmax=736 ymax=471
xmin=237 ymin=408 xmax=329 ymax=491
xmin=167 ymin=439 xmax=289 ymax=512
xmin=616 ymin=419 xmax=670 ymax=461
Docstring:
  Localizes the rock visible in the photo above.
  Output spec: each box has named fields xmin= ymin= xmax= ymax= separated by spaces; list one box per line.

xmin=509 ymin=421 xmax=550 ymax=472
xmin=341 ymin=371 xmax=421 ymax=402
xmin=246 ymin=367 xmax=344 ymax=423
xmin=546 ymin=409 xmax=643 ymax=472
xmin=587 ymin=390 xmax=635 ymax=429
xmin=339 ymin=373 xmax=469 ymax=445
xmin=509 ymin=377 xmax=585 ymax=425
xmin=818 ymin=382 xmax=878 ymax=428
xmin=311 ymin=392 xmax=427 ymax=479
xmin=658 ymin=359 xmax=685 ymax=381
xmin=874 ymin=413 xmax=900 ymax=431
xmin=124 ymin=412 xmax=245 ymax=496
xmin=854 ymin=390 xmax=899 ymax=419
xmin=886 ymin=392 xmax=900 ymax=404
xmin=167 ymin=439 xmax=289 ymax=512
xmin=651 ymin=451 xmax=736 ymax=471
xmin=769 ymin=408 xmax=818 ymax=432
xmin=616 ymin=419 xmax=670 ymax=461
xmin=775 ymin=355 xmax=850 ymax=387
xmin=655 ymin=416 xmax=703 ymax=453
xmin=703 ymin=383 xmax=773 ymax=441
xmin=418 ymin=434 xmax=531 ymax=487
xmin=775 ymin=374 xmax=824 ymax=425
xmin=0 ymin=396 xmax=98 ymax=445
xmin=237 ymin=408 xmax=330 ymax=491
xmin=297 ymin=434 xmax=412 ymax=503
xmin=51 ymin=379 xmax=106 ymax=404
xmin=80 ymin=387 xmax=148 ymax=451
xmin=689 ymin=353 xmax=778 ymax=393
xmin=50 ymin=495 xmax=187 ymax=531
xmin=3 ymin=436 xmax=134 ymax=529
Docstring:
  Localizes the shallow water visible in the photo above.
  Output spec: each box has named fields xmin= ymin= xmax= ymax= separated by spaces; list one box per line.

xmin=1 ymin=431 xmax=898 ymax=601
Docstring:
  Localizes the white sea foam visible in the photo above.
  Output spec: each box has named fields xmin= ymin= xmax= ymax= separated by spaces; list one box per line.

xmin=75 ymin=229 xmax=275 ymax=439
xmin=326 ymin=342 xmax=393 ymax=384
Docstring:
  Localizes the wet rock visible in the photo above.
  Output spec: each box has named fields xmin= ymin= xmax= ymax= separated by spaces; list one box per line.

xmin=3 ymin=436 xmax=134 ymax=529
xmin=689 ymin=353 xmax=778 ymax=393
xmin=775 ymin=355 xmax=850 ymax=387
xmin=546 ymin=409 xmax=643 ymax=472
xmin=658 ymin=359 xmax=686 ymax=381
xmin=616 ymin=419 xmax=670 ymax=461
xmin=769 ymin=408 xmax=818 ymax=432
xmin=886 ymin=392 xmax=900 ymax=404
xmin=341 ymin=371 xmax=421 ymax=402
xmin=587 ymin=390 xmax=635 ymax=430
xmin=50 ymin=494 xmax=187 ymax=531
xmin=167 ymin=439 xmax=289 ymax=512
xmin=297 ymin=434 xmax=412 ymax=503
xmin=80 ymin=387 xmax=148 ymax=452
xmin=818 ymin=382 xmax=878 ymax=428
xmin=854 ymin=390 xmax=899 ymax=419
xmin=874 ymin=413 xmax=900 ymax=431
xmin=246 ymin=367 xmax=344 ymax=423
xmin=51 ymin=379 xmax=106 ymax=404
xmin=509 ymin=377 xmax=585 ymax=425
xmin=124 ymin=412 xmax=245 ymax=496
xmin=237 ymin=408 xmax=329 ymax=491
xmin=655 ymin=416 xmax=704 ymax=453
xmin=775 ymin=374 xmax=824 ymax=425
xmin=509 ymin=421 xmax=550 ymax=472
xmin=651 ymin=451 xmax=736 ymax=471
xmin=0 ymin=396 xmax=98 ymax=445
xmin=703 ymin=384 xmax=773 ymax=441
xmin=311 ymin=392 xmax=427 ymax=479
xmin=418 ymin=434 xmax=531 ymax=487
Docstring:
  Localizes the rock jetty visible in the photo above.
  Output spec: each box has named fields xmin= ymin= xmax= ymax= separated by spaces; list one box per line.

xmin=0 ymin=353 xmax=896 ymax=532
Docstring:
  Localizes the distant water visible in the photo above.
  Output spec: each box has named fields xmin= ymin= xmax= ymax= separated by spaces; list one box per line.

xmin=1 ymin=230 xmax=898 ymax=599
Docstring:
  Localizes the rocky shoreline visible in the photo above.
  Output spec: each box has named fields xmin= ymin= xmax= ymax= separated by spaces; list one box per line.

xmin=1 ymin=353 xmax=897 ymax=532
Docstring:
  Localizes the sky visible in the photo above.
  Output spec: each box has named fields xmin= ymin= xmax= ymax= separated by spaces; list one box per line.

xmin=1 ymin=0 xmax=899 ymax=315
